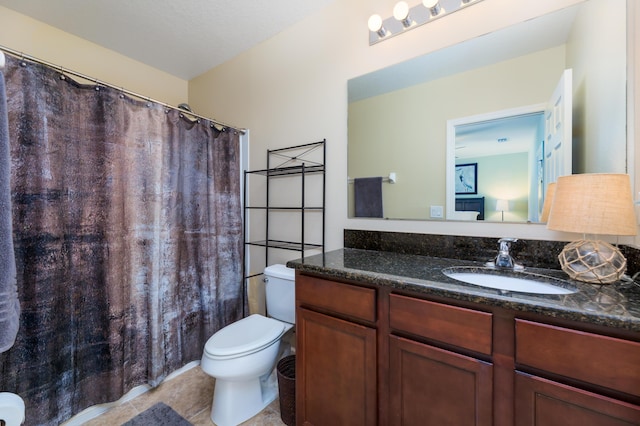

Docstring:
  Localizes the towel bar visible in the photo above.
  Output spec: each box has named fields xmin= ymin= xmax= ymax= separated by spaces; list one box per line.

xmin=348 ymin=172 xmax=396 ymax=184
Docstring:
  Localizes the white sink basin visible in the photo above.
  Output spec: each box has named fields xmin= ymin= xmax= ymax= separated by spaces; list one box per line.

xmin=442 ymin=267 xmax=578 ymax=295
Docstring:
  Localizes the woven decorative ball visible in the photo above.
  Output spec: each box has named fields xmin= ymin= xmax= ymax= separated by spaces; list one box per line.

xmin=557 ymin=240 xmax=626 ymax=284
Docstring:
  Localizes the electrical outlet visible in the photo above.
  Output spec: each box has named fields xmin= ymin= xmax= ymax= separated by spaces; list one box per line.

xmin=430 ymin=205 xmax=443 ymax=218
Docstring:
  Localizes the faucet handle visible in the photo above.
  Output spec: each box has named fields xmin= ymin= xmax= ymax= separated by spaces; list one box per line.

xmin=493 ymin=238 xmax=524 ymax=270
xmin=498 ymin=237 xmax=517 ymax=251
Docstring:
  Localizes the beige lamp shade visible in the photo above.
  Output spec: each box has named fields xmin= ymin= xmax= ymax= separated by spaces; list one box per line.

xmin=547 ymin=173 xmax=637 ymax=284
xmin=547 ymin=174 xmax=637 ymax=236
xmin=539 ymin=182 xmax=556 ymax=223
xmin=495 ymin=199 xmax=509 ymax=212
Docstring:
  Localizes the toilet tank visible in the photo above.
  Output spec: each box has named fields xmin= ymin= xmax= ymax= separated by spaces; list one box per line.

xmin=264 ymin=264 xmax=295 ymax=324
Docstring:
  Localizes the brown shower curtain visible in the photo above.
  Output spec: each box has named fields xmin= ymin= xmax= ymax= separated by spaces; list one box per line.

xmin=0 ymin=55 xmax=243 ymax=425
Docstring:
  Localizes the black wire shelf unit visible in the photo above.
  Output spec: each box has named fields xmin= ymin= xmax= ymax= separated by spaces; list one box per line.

xmin=242 ymin=140 xmax=326 ymax=284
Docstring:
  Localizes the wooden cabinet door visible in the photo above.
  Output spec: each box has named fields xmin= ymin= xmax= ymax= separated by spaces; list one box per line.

xmin=389 ymin=335 xmax=493 ymax=426
xmin=296 ymin=307 xmax=377 ymax=426
xmin=515 ymin=372 xmax=640 ymax=425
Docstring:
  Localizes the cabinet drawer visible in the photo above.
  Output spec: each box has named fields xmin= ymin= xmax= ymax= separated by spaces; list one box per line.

xmin=389 ymin=294 xmax=493 ymax=355
xmin=296 ymin=275 xmax=376 ymax=322
xmin=515 ymin=319 xmax=640 ymax=398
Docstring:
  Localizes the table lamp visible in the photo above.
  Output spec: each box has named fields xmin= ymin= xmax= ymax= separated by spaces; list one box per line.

xmin=496 ymin=199 xmax=509 ymax=222
xmin=546 ymin=174 xmax=637 ymax=284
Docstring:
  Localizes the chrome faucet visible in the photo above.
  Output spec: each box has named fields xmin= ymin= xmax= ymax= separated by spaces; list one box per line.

xmin=487 ymin=238 xmax=524 ymax=270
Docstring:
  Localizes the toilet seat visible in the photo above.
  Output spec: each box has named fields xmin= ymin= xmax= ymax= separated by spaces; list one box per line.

xmin=204 ymin=314 xmax=285 ymax=360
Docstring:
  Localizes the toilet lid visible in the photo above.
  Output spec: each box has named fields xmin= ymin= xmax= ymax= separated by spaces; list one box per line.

xmin=204 ymin=314 xmax=285 ymax=358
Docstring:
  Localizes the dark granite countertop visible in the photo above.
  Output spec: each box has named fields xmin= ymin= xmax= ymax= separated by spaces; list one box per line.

xmin=287 ymin=248 xmax=640 ymax=332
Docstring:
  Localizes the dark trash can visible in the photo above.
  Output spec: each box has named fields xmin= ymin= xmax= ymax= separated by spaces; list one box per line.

xmin=276 ymin=354 xmax=296 ymax=426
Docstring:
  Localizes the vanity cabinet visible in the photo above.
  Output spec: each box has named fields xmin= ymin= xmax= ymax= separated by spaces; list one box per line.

xmin=295 ymin=274 xmax=378 ymax=425
xmin=514 ymin=319 xmax=640 ymax=425
xmin=295 ymin=272 xmax=640 ymax=426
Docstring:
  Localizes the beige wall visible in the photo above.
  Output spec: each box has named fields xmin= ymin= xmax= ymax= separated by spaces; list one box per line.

xmin=463 ymin=153 xmax=530 ymax=222
xmin=191 ymin=0 xmax=637 ymax=262
xmin=0 ymin=5 xmax=188 ymax=106
xmin=567 ymin=0 xmax=627 ymax=174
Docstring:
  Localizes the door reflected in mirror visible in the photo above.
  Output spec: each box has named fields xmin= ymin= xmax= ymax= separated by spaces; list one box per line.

xmin=447 ymin=68 xmax=572 ymax=223
xmin=449 ymin=109 xmax=545 ymax=223
xmin=347 ymin=0 xmax=627 ymax=223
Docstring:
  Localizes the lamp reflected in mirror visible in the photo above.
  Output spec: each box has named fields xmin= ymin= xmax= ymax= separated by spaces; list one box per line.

xmin=496 ymin=199 xmax=509 ymax=222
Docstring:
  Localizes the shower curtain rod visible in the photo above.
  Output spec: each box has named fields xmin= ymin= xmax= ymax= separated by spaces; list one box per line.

xmin=0 ymin=45 xmax=246 ymax=134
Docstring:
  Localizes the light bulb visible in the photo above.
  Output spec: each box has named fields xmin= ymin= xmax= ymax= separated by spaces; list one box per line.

xmin=393 ymin=2 xmax=409 ymax=21
xmin=368 ymin=14 xmax=387 ymax=37
xmin=368 ymin=14 xmax=383 ymax=32
xmin=393 ymin=1 xmax=412 ymax=28
xmin=422 ymin=0 xmax=442 ymax=16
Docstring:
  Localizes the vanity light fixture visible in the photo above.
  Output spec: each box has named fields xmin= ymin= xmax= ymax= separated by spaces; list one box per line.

xmin=547 ymin=173 xmax=637 ymax=284
xmin=368 ymin=0 xmax=484 ymax=45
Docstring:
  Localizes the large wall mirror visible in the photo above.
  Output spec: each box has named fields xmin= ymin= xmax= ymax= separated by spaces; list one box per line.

xmin=348 ymin=0 xmax=627 ymax=223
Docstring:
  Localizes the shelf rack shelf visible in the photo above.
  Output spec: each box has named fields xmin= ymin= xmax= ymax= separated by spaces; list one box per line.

xmin=242 ymin=140 xmax=326 ymax=301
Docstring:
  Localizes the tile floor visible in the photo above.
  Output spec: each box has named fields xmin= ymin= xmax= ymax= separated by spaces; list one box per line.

xmin=82 ymin=365 xmax=287 ymax=426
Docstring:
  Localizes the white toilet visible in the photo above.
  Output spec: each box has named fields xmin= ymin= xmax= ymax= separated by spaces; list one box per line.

xmin=201 ymin=264 xmax=295 ymax=426
xmin=0 ymin=392 xmax=25 ymax=426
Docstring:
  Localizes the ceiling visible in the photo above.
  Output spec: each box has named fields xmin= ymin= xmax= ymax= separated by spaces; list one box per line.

xmin=455 ymin=112 xmax=544 ymax=159
xmin=0 ymin=0 xmax=335 ymax=80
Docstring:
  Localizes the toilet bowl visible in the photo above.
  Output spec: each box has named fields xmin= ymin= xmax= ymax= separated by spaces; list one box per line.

xmin=201 ymin=264 xmax=295 ymax=426
xmin=0 ymin=392 xmax=25 ymax=426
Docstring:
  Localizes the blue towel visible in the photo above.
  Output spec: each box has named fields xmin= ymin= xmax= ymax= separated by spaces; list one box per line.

xmin=354 ymin=177 xmax=383 ymax=218
xmin=0 ymin=68 xmax=19 ymax=353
